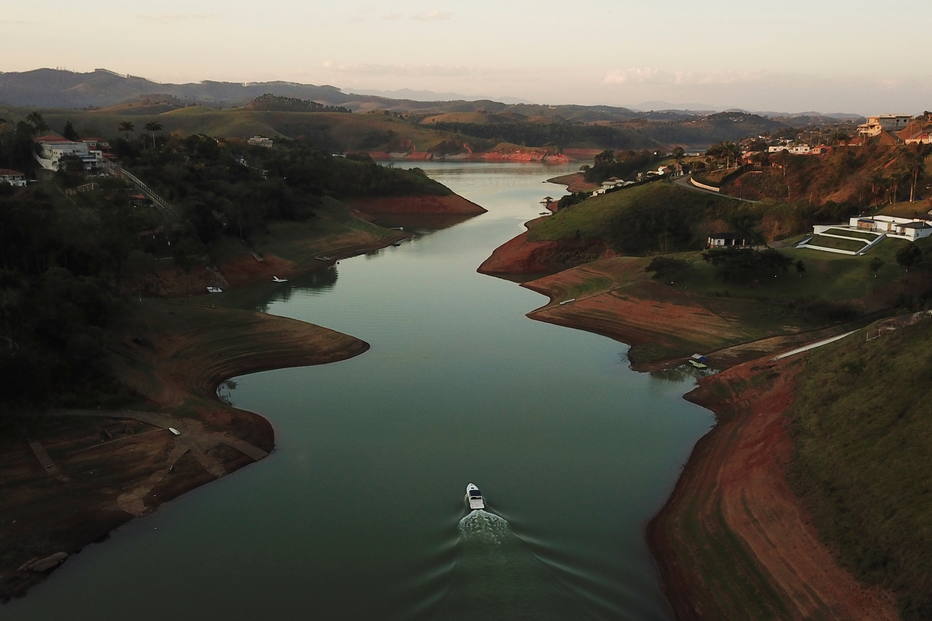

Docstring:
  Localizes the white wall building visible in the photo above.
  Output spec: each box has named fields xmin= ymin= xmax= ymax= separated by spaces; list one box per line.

xmin=857 ymin=114 xmax=913 ymax=136
xmin=0 ymin=168 xmax=27 ymax=187
xmin=34 ymin=135 xmax=106 ymax=172
xmin=848 ymin=215 xmax=932 ymax=241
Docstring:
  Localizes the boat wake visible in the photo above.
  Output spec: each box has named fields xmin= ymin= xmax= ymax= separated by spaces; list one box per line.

xmin=458 ymin=510 xmax=509 ymax=545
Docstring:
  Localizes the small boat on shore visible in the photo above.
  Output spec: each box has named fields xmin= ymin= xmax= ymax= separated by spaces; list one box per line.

xmin=272 ymin=276 xmax=288 ymax=283
xmin=206 ymin=286 xmax=223 ymax=294
xmin=465 ymin=483 xmax=485 ymax=510
xmin=688 ymin=353 xmax=709 ymax=369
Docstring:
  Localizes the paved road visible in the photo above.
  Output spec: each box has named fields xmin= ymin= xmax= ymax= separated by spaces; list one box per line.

xmin=773 ymin=330 xmax=858 ymax=360
xmin=674 ymin=174 xmax=759 ymax=203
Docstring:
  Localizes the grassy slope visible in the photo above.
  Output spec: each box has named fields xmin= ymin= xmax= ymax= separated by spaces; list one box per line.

xmin=526 ymin=183 xmax=742 ymax=242
xmin=788 ymin=319 xmax=932 ymax=619
xmin=527 ymin=236 xmax=913 ymax=365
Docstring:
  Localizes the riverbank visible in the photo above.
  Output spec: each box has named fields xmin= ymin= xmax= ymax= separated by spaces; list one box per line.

xmin=1 ymin=190 xmax=484 ymax=602
xmin=477 ymin=191 xmax=911 ymax=616
xmin=648 ymin=353 xmax=898 ymax=620
xmin=0 ymin=301 xmax=369 ymax=601
xmin=546 ymin=172 xmax=599 ymax=193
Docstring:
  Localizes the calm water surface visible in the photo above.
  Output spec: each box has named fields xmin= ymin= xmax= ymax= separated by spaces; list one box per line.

xmin=10 ymin=163 xmax=711 ymax=620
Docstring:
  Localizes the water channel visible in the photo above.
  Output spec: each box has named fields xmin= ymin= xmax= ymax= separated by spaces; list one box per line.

xmin=10 ymin=163 xmax=712 ymax=620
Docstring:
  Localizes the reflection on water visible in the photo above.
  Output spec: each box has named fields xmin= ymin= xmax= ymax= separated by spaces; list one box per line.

xmin=225 ymin=265 xmax=340 ymax=313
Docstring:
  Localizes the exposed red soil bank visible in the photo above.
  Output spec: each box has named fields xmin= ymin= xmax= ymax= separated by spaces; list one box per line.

xmin=348 ymin=193 xmax=486 ymax=215
xmin=1 ymin=304 xmax=368 ymax=601
xmin=648 ymin=356 xmax=898 ymax=620
xmin=547 ymin=172 xmax=599 ymax=193
xmin=478 ymin=230 xmax=610 ymax=276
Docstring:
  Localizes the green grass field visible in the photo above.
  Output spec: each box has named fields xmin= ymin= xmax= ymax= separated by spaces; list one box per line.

xmin=788 ymin=319 xmax=932 ymax=619
xmin=821 ymin=228 xmax=880 ymax=241
xmin=806 ymin=235 xmax=868 ymax=252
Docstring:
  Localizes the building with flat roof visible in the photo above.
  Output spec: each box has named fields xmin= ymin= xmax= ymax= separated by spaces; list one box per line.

xmin=857 ymin=115 xmax=912 ymax=137
xmin=0 ymin=168 xmax=27 ymax=187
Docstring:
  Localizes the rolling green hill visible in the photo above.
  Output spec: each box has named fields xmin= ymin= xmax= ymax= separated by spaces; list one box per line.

xmin=789 ymin=318 xmax=932 ymax=619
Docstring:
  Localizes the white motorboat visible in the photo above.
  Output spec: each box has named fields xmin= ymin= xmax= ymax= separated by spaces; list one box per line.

xmin=206 ymin=286 xmax=223 ymax=294
xmin=272 ymin=276 xmax=288 ymax=283
xmin=465 ymin=483 xmax=485 ymax=510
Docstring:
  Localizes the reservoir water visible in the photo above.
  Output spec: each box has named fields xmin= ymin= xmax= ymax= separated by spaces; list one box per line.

xmin=9 ymin=163 xmax=712 ymax=620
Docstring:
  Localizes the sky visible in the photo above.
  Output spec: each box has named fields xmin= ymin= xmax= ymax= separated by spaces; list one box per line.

xmin=2 ymin=0 xmax=930 ymax=113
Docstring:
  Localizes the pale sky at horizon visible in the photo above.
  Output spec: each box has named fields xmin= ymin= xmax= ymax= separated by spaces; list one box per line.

xmin=2 ymin=0 xmax=930 ymax=114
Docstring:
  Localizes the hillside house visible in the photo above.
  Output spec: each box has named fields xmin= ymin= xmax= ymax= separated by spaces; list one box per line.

xmin=247 ymin=136 xmax=274 ymax=148
xmin=707 ymin=232 xmax=750 ymax=248
xmin=35 ymin=135 xmax=107 ymax=172
xmin=850 ymin=215 xmax=932 ymax=241
xmin=858 ymin=114 xmax=912 ymax=136
xmin=905 ymin=133 xmax=932 ymax=145
xmin=0 ymin=168 xmax=27 ymax=187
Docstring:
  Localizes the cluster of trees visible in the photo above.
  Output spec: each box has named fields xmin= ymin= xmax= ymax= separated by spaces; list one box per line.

xmin=0 ymin=181 xmax=152 ymax=408
xmin=0 ymin=114 xmax=458 ymax=409
xmin=705 ymin=142 xmax=741 ymax=168
xmin=244 ymin=94 xmax=350 ymax=113
xmin=702 ymin=247 xmax=793 ymax=284
xmin=582 ymin=149 xmax=665 ymax=183
xmin=0 ymin=111 xmax=50 ymax=175
xmin=112 ymin=135 xmax=449 ymax=248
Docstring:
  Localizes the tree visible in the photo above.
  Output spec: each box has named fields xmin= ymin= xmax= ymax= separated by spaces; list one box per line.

xmin=646 ymin=256 xmax=691 ymax=284
xmin=593 ymin=149 xmax=616 ymax=168
xmin=144 ymin=122 xmax=163 ymax=149
xmin=118 ymin=121 xmax=135 ymax=141
xmin=62 ymin=120 xmax=79 ymax=141
xmin=25 ymin=112 xmax=48 ymax=133
xmin=795 ymin=259 xmax=806 ymax=276
xmin=896 ymin=243 xmax=922 ymax=272
xmin=868 ymin=257 xmax=884 ymax=278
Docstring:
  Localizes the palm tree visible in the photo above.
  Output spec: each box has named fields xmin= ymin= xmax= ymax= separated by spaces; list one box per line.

xmin=144 ymin=121 xmax=162 ymax=149
xmin=118 ymin=121 xmax=135 ymax=142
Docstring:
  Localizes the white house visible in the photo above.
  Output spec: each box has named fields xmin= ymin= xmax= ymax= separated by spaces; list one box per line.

xmin=905 ymin=133 xmax=932 ymax=145
xmin=848 ymin=214 xmax=932 ymax=241
xmin=34 ymin=135 xmax=106 ymax=172
xmin=247 ymin=136 xmax=274 ymax=148
xmin=0 ymin=168 xmax=27 ymax=187
xmin=768 ymin=143 xmax=810 ymax=154
xmin=857 ymin=114 xmax=912 ymax=136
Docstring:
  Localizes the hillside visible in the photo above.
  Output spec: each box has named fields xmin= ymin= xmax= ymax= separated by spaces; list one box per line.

xmin=788 ymin=317 xmax=932 ymax=619
xmin=724 ymin=142 xmax=930 ymax=206
xmin=0 ymin=68 xmax=851 ymax=152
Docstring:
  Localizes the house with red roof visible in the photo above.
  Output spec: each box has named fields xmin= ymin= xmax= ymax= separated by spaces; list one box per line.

xmin=0 ymin=169 xmax=27 ymax=187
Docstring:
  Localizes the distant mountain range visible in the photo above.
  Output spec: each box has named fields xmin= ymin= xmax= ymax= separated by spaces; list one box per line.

xmin=0 ymin=68 xmax=866 ymax=127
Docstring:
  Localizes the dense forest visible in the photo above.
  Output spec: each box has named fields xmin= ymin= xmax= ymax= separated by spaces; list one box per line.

xmin=0 ymin=116 xmax=450 ymax=410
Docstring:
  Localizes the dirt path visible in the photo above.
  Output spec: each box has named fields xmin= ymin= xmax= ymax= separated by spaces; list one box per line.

xmin=649 ymin=355 xmax=898 ymax=620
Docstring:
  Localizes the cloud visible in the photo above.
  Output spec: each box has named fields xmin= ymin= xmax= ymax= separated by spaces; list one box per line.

xmin=321 ymin=60 xmax=470 ymax=78
xmin=412 ymin=10 xmax=454 ymax=21
xmin=136 ymin=13 xmax=217 ymax=25
xmin=602 ymin=67 xmax=767 ymax=86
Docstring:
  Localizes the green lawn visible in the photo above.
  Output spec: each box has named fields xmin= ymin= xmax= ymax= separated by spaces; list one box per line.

xmin=821 ymin=228 xmax=880 ymax=241
xmin=806 ymin=235 xmax=868 ymax=252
